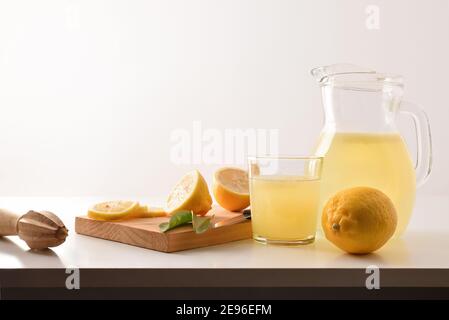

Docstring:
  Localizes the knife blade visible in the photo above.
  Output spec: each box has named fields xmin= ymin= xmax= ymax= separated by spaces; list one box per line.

xmin=213 ymin=209 xmax=251 ymax=228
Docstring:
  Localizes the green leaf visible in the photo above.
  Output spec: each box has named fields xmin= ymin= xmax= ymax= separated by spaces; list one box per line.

xmin=192 ymin=214 xmax=213 ymax=234
xmin=159 ymin=211 xmax=193 ymax=232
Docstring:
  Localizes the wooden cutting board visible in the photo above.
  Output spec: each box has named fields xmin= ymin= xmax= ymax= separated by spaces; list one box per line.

xmin=75 ymin=207 xmax=252 ymax=252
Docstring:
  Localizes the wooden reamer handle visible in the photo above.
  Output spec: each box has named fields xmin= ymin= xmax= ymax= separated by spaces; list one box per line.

xmin=0 ymin=208 xmax=20 ymax=236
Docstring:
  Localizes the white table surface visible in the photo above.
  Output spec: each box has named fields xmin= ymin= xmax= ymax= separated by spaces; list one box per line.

xmin=0 ymin=195 xmax=448 ymax=269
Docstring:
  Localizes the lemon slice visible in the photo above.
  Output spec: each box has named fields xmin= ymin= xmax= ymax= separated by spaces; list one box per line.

xmin=166 ymin=170 xmax=212 ymax=216
xmin=213 ymin=167 xmax=250 ymax=212
xmin=88 ymin=200 xmax=144 ymax=221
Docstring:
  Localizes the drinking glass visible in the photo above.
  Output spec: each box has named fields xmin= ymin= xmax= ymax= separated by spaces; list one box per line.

xmin=248 ymin=156 xmax=323 ymax=245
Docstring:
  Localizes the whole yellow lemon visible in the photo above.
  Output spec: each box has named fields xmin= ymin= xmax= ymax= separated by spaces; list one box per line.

xmin=322 ymin=187 xmax=397 ymax=254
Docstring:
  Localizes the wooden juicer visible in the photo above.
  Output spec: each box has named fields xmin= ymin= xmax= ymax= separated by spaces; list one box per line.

xmin=0 ymin=208 xmax=68 ymax=250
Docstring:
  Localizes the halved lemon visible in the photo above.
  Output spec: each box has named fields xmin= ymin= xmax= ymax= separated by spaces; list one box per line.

xmin=213 ymin=167 xmax=249 ymax=212
xmin=166 ymin=170 xmax=212 ymax=216
xmin=88 ymin=200 xmax=145 ymax=221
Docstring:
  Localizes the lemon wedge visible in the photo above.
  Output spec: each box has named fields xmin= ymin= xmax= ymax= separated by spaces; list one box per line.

xmin=166 ymin=170 xmax=212 ymax=216
xmin=140 ymin=206 xmax=167 ymax=218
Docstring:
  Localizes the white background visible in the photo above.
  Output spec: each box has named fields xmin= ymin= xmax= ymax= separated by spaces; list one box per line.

xmin=0 ymin=0 xmax=448 ymax=198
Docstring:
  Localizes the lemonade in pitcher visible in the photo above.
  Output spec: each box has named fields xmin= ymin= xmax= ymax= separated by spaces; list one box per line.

xmin=315 ymin=132 xmax=416 ymax=234
xmin=311 ymin=64 xmax=432 ymax=235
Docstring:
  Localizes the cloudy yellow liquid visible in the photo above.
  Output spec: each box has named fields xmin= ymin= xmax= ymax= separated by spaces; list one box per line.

xmin=250 ymin=176 xmax=320 ymax=243
xmin=315 ymin=132 xmax=416 ymax=235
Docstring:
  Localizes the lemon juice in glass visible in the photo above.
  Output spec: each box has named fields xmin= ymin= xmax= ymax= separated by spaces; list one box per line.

xmin=248 ymin=156 xmax=323 ymax=245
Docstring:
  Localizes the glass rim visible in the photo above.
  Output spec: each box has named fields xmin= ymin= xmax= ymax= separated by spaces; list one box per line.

xmin=248 ymin=155 xmax=323 ymax=161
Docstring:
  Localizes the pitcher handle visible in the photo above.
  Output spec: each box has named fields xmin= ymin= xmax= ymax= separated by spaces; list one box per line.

xmin=399 ymin=101 xmax=433 ymax=187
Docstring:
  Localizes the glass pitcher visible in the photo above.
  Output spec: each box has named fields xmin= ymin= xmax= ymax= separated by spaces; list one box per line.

xmin=311 ymin=64 xmax=432 ymax=236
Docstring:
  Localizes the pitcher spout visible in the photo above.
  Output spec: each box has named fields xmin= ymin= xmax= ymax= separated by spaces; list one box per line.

xmin=311 ymin=63 xmax=403 ymax=91
xmin=310 ymin=64 xmax=376 ymax=83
